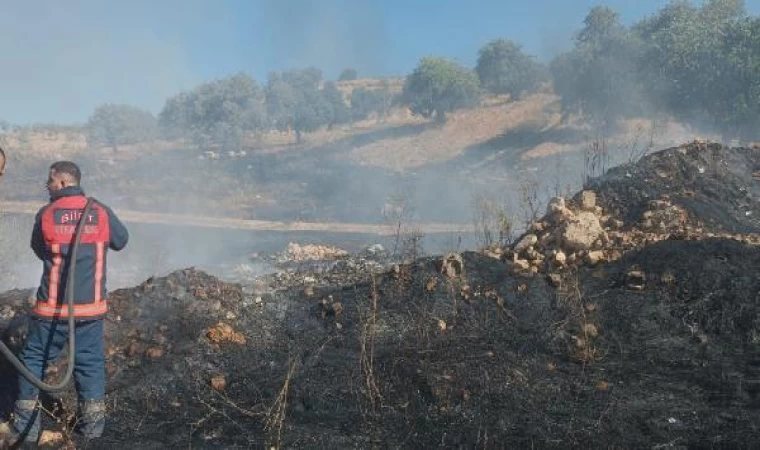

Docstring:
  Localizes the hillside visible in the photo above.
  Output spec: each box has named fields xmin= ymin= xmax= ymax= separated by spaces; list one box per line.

xmin=0 ymin=81 xmax=711 ymax=234
xmin=0 ymin=79 xmax=700 ymax=169
xmin=3 ymin=143 xmax=760 ymax=448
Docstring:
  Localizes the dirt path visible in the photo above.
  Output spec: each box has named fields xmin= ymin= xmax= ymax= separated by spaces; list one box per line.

xmin=0 ymin=201 xmax=473 ymax=235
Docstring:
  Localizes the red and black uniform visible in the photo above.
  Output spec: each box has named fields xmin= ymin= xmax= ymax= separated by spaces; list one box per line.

xmin=30 ymin=186 xmax=129 ymax=319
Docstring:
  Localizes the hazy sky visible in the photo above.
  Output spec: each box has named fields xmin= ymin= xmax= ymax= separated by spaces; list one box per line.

xmin=2 ymin=0 xmax=759 ymax=125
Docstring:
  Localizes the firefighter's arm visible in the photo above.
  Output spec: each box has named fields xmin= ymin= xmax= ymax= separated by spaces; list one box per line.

xmin=105 ymin=205 xmax=129 ymax=251
xmin=30 ymin=210 xmax=45 ymax=260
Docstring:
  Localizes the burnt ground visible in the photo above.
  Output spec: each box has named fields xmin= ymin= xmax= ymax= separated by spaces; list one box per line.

xmin=1 ymin=143 xmax=760 ymax=448
xmin=583 ymin=142 xmax=760 ymax=234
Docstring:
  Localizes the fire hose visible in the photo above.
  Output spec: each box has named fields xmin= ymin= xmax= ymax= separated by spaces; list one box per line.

xmin=0 ymin=198 xmax=94 ymax=392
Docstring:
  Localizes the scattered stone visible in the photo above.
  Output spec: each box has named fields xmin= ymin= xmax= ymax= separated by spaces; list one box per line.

xmin=125 ymin=341 xmax=143 ymax=357
xmin=482 ymin=247 xmax=503 ymax=260
xmin=514 ymin=234 xmax=538 ymax=253
xmin=145 ymin=347 xmax=164 ymax=359
xmin=460 ymin=285 xmax=472 ymax=301
xmin=442 ymin=253 xmax=465 ymax=278
xmin=626 ymin=270 xmax=646 ymax=290
xmin=583 ymin=323 xmax=599 ymax=338
xmin=525 ymin=248 xmax=542 ymax=261
xmin=284 ymin=242 xmax=348 ymax=262
xmin=210 ymin=374 xmax=227 ymax=392
xmin=0 ymin=305 xmax=15 ymax=321
xmin=586 ymin=250 xmax=606 ymax=265
xmin=580 ymin=190 xmax=597 ymax=211
xmin=547 ymin=273 xmax=562 ymax=287
xmin=206 ymin=322 xmax=247 ymax=345
xmin=38 ymin=430 xmax=65 ymax=447
xmin=509 ymin=259 xmax=531 ymax=271
xmin=553 ymin=251 xmax=567 ymax=267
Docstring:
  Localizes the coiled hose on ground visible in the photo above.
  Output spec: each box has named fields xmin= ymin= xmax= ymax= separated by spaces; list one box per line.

xmin=0 ymin=198 xmax=94 ymax=393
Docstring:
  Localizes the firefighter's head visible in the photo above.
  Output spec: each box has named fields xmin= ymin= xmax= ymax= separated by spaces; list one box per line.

xmin=0 ymin=146 xmax=5 ymax=180
xmin=47 ymin=161 xmax=81 ymax=194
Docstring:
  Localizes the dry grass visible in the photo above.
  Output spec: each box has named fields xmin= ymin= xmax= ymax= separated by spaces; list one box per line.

xmin=0 ymin=130 xmax=87 ymax=158
xmin=265 ymin=359 xmax=299 ymax=449
xmin=347 ymin=93 xmax=558 ymax=171
xmin=520 ymin=117 xmax=695 ymax=162
xmin=360 ymin=276 xmax=383 ymax=412
xmin=3 ymin=81 xmax=699 ymax=174
xmin=555 ymin=270 xmax=607 ymax=366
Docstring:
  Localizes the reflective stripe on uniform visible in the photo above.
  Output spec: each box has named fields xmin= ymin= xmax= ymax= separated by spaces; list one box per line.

xmin=94 ymin=241 xmax=104 ymax=302
xmin=48 ymin=243 xmax=62 ymax=306
xmin=32 ymin=301 xmax=108 ymax=318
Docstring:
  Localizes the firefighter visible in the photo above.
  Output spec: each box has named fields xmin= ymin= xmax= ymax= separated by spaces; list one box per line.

xmin=0 ymin=161 xmax=129 ymax=447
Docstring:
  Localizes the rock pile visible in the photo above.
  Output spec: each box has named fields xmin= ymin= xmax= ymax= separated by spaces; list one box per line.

xmin=504 ymin=188 xmax=760 ymax=276
xmin=284 ymin=242 xmax=349 ymax=262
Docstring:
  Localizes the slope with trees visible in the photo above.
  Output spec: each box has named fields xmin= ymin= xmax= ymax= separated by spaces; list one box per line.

xmin=87 ymin=104 xmax=158 ymax=151
xmin=475 ymin=38 xmax=545 ymax=98
xmin=158 ymin=73 xmax=266 ymax=151
xmin=402 ymin=56 xmax=481 ymax=123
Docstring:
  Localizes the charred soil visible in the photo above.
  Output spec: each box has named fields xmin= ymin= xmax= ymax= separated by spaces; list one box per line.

xmin=2 ymin=142 xmax=760 ymax=448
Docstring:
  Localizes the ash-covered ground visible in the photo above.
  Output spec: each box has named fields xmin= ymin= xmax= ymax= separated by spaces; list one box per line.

xmin=3 ymin=142 xmax=760 ymax=448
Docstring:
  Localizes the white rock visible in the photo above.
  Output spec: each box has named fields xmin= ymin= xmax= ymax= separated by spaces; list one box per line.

xmin=560 ymin=212 xmax=604 ymax=251
xmin=580 ymin=191 xmax=596 ymax=211
xmin=553 ymin=251 xmax=567 ymax=267
xmin=586 ymin=250 xmax=606 ymax=265
xmin=514 ymin=234 xmax=538 ymax=253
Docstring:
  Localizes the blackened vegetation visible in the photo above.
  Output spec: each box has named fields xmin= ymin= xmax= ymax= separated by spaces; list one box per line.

xmin=3 ymin=145 xmax=760 ymax=448
xmin=584 ymin=142 xmax=760 ymax=234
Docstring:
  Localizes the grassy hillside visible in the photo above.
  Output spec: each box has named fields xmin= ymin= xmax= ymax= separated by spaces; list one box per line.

xmin=0 ymin=78 xmax=707 ymax=172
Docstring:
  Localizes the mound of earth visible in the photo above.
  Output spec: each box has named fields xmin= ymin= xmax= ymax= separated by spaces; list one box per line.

xmin=499 ymin=142 xmax=760 ymax=277
xmin=1 ymin=142 xmax=760 ymax=448
xmin=584 ymin=141 xmax=760 ymax=234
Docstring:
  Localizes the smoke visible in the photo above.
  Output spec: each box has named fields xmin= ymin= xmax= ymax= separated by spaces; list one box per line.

xmin=0 ymin=0 xmax=740 ymax=294
xmin=252 ymin=0 xmax=388 ymax=79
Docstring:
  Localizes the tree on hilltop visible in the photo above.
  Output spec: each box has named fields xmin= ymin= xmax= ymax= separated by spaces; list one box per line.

xmin=476 ymin=38 xmax=544 ymax=98
xmin=87 ymin=104 xmax=157 ymax=151
xmin=158 ymin=72 xmax=266 ymax=150
xmin=402 ymin=56 xmax=481 ymax=122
